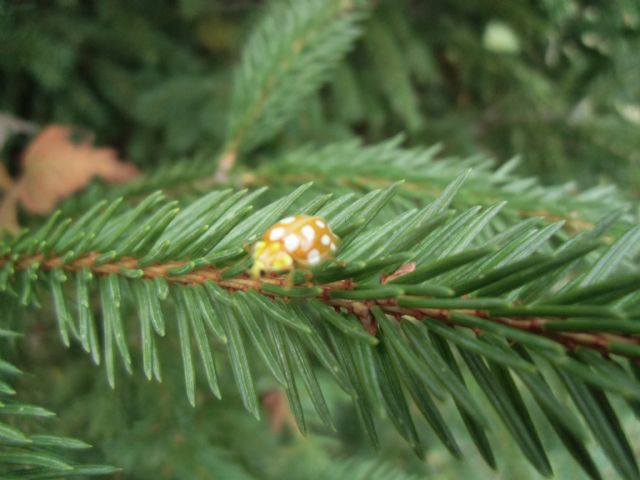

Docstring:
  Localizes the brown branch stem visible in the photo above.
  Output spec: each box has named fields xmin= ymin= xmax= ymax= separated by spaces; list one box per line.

xmin=5 ymin=251 xmax=639 ymax=360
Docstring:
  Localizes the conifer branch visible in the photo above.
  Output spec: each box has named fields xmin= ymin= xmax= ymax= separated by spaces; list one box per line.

xmin=5 ymin=251 xmax=640 ymax=361
xmin=244 ymin=136 xmax=635 ymax=235
xmin=0 ymin=333 xmax=118 ymax=478
xmin=216 ymin=0 xmax=368 ymax=177
xmin=4 ymin=1 xmax=640 ymax=478
xmin=61 ymin=135 xmax=634 ymax=244
xmin=2 ymin=180 xmax=640 ymax=479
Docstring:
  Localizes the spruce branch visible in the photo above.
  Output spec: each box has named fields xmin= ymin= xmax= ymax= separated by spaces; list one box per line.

xmin=2 ymin=181 xmax=640 ymax=479
xmin=244 ymin=136 xmax=636 ymax=234
xmin=56 ymin=135 xmax=634 ymax=244
xmin=7 ymin=250 xmax=640 ymax=361
xmin=216 ymin=0 xmax=368 ymax=178
xmin=4 ymin=1 xmax=640 ymax=478
xmin=0 ymin=333 xmax=118 ymax=479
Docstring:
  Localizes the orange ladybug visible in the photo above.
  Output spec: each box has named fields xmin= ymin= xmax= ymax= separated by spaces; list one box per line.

xmin=251 ymin=215 xmax=338 ymax=278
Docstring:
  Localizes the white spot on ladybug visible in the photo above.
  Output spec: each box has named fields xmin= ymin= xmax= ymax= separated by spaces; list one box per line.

xmin=269 ymin=227 xmax=285 ymax=241
xmin=315 ymin=220 xmax=325 ymax=228
xmin=330 ymin=242 xmax=336 ymax=251
xmin=301 ymin=225 xmax=315 ymax=243
xmin=284 ymin=234 xmax=300 ymax=252
xmin=280 ymin=216 xmax=295 ymax=224
xmin=321 ymin=234 xmax=330 ymax=245
xmin=307 ymin=249 xmax=321 ymax=265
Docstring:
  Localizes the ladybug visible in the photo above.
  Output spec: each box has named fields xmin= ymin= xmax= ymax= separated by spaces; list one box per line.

xmin=250 ymin=215 xmax=339 ymax=278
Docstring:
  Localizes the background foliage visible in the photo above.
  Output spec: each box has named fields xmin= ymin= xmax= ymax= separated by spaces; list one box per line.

xmin=1 ymin=0 xmax=640 ymax=478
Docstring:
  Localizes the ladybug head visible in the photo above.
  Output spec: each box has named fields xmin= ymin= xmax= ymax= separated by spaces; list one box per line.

xmin=250 ymin=241 xmax=294 ymax=278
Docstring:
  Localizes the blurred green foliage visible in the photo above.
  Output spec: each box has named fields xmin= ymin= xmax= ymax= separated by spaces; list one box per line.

xmin=1 ymin=0 xmax=639 ymax=190
xmin=1 ymin=1 xmax=640 ymax=479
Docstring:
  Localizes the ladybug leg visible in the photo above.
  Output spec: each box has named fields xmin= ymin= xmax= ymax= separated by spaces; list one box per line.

xmin=284 ymin=268 xmax=311 ymax=287
xmin=243 ymin=234 xmax=263 ymax=254
xmin=284 ymin=269 xmax=297 ymax=288
xmin=302 ymin=268 xmax=314 ymax=283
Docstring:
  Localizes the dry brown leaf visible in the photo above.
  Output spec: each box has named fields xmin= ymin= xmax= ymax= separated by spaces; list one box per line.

xmin=16 ymin=125 xmax=138 ymax=214
xmin=0 ymin=184 xmax=19 ymax=233
xmin=261 ymin=389 xmax=300 ymax=436
xmin=0 ymin=161 xmax=19 ymax=233
xmin=0 ymin=163 xmax=13 ymax=192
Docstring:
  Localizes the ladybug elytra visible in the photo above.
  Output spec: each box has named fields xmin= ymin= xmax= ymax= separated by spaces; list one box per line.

xmin=250 ymin=215 xmax=338 ymax=278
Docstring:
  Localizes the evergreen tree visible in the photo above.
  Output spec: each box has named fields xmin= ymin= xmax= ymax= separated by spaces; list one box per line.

xmin=1 ymin=0 xmax=639 ymax=478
